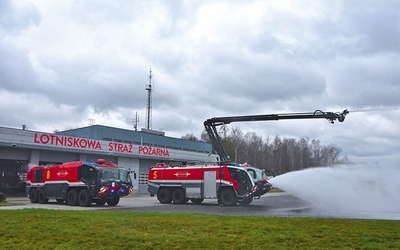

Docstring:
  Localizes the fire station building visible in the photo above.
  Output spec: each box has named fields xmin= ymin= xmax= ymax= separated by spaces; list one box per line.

xmin=0 ymin=125 xmax=217 ymax=196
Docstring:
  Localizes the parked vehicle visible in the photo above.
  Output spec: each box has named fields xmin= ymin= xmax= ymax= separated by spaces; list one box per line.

xmin=26 ymin=159 xmax=134 ymax=207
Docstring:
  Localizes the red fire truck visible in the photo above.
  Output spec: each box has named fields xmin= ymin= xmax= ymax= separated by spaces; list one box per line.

xmin=26 ymin=159 xmax=134 ymax=207
xmin=147 ymin=162 xmax=262 ymax=206
xmin=148 ymin=109 xmax=348 ymax=206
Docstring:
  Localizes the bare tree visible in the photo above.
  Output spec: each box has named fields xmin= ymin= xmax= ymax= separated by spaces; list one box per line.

xmin=231 ymin=127 xmax=244 ymax=162
xmin=195 ymin=127 xmax=348 ymax=174
xmin=181 ymin=133 xmax=199 ymax=141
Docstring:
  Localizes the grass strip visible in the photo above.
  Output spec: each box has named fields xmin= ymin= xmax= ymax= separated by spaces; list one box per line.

xmin=0 ymin=201 xmax=24 ymax=206
xmin=0 ymin=209 xmax=399 ymax=249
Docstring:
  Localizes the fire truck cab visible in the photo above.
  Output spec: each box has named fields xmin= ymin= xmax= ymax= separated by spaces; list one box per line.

xmin=148 ymin=163 xmax=265 ymax=206
xmin=239 ymin=163 xmax=275 ymax=198
xmin=26 ymin=159 xmax=134 ymax=207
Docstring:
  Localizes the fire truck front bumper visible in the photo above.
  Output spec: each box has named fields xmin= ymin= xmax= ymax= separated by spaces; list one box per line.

xmin=98 ymin=184 xmax=133 ymax=198
xmin=147 ymin=182 xmax=159 ymax=197
xmin=253 ymin=181 xmax=272 ymax=197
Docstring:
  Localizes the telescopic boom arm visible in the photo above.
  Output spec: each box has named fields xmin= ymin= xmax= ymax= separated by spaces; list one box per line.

xmin=204 ymin=109 xmax=349 ymax=163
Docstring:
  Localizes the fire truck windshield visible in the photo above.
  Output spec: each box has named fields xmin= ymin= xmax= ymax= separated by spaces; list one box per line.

xmin=246 ymin=167 xmax=268 ymax=182
xmin=98 ymin=168 xmax=132 ymax=184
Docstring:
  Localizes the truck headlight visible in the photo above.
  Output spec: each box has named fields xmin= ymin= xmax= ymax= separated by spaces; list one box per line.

xmin=99 ymin=186 xmax=107 ymax=193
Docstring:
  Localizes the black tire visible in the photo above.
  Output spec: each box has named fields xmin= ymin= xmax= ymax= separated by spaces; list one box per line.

xmin=239 ymin=196 xmax=253 ymax=206
xmin=219 ymin=189 xmax=238 ymax=206
xmin=29 ymin=189 xmax=39 ymax=203
xmin=190 ymin=198 xmax=204 ymax=204
xmin=38 ymin=189 xmax=49 ymax=204
xmin=157 ymin=188 xmax=172 ymax=204
xmin=107 ymin=196 xmax=120 ymax=206
xmin=0 ymin=193 xmax=6 ymax=202
xmin=66 ymin=189 xmax=79 ymax=206
xmin=172 ymin=188 xmax=188 ymax=204
xmin=78 ymin=189 xmax=92 ymax=207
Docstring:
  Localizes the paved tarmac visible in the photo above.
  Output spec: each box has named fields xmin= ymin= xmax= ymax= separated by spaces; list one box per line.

xmin=1 ymin=192 xmax=309 ymax=214
xmin=2 ymin=193 xmax=399 ymax=220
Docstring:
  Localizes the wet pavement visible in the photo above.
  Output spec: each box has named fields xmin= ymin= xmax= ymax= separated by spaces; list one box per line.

xmin=2 ymin=193 xmax=399 ymax=220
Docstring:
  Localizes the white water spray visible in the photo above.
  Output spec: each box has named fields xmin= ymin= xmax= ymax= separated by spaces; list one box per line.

xmin=269 ymin=163 xmax=400 ymax=216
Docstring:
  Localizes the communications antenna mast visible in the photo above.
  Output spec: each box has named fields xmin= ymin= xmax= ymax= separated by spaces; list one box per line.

xmin=145 ymin=68 xmax=153 ymax=129
xmin=132 ymin=111 xmax=139 ymax=131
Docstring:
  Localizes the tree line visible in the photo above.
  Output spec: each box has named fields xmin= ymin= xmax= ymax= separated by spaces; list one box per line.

xmin=182 ymin=126 xmax=349 ymax=175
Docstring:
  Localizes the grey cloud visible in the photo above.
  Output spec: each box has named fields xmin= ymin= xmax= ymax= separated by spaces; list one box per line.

xmin=0 ymin=44 xmax=38 ymax=92
xmin=341 ymin=0 xmax=400 ymax=54
xmin=0 ymin=0 xmax=399 ymax=166
xmin=326 ymin=55 xmax=400 ymax=108
xmin=0 ymin=0 xmax=40 ymax=31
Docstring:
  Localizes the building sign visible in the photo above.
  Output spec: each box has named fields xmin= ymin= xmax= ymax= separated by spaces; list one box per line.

xmin=138 ymin=146 xmax=170 ymax=157
xmin=33 ymin=133 xmax=170 ymax=157
xmin=108 ymin=142 xmax=133 ymax=153
xmin=34 ymin=133 xmax=102 ymax=149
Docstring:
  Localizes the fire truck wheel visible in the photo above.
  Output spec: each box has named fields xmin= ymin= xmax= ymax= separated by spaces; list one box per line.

xmin=190 ymin=198 xmax=204 ymax=204
xmin=172 ymin=188 xmax=188 ymax=204
xmin=78 ymin=189 xmax=92 ymax=207
xmin=29 ymin=189 xmax=39 ymax=203
xmin=0 ymin=193 xmax=6 ymax=202
xmin=38 ymin=189 xmax=49 ymax=204
xmin=219 ymin=189 xmax=238 ymax=206
xmin=157 ymin=188 xmax=172 ymax=204
xmin=66 ymin=189 xmax=79 ymax=206
xmin=107 ymin=196 xmax=120 ymax=206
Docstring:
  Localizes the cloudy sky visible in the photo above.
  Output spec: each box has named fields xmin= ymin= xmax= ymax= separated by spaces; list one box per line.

xmin=1 ymin=0 xmax=399 ymax=166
